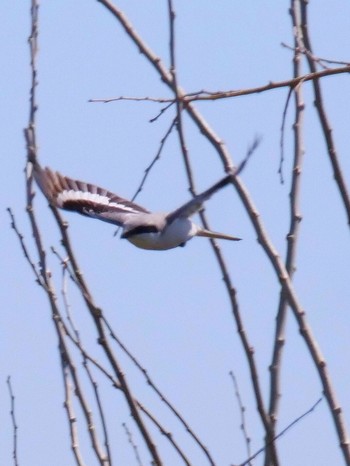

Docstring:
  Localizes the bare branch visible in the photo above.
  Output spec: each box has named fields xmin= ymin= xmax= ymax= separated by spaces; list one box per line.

xmin=236 ymin=398 xmax=323 ymax=466
xmin=300 ymin=1 xmax=350 ymax=227
xmin=137 ymin=402 xmax=192 ymax=466
xmin=266 ymin=5 xmax=306 ymax=466
xmin=184 ymin=65 xmax=350 ymax=102
xmin=7 ymin=208 xmax=45 ymax=288
xmin=89 ymin=96 xmax=173 ymax=104
xmin=102 ymin=316 xmax=216 ymax=465
xmin=229 ymin=371 xmax=252 ymax=465
xmin=7 ymin=377 xmax=19 ymax=466
xmin=122 ymin=423 xmax=144 ymax=466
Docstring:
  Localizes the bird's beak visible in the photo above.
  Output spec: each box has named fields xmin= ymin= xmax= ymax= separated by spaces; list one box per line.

xmin=196 ymin=228 xmax=241 ymax=241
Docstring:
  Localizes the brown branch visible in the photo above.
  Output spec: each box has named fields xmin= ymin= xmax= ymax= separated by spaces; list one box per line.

xmin=96 ymin=0 xmax=272 ymax=460
xmin=131 ymin=117 xmax=177 ymax=202
xmin=229 ymin=371 xmax=252 ymax=465
xmin=61 ymin=359 xmax=86 ymax=466
xmin=184 ymin=65 xmax=350 ymax=102
xmin=102 ymin=316 xmax=216 ymax=465
xmin=137 ymin=402 xmax=192 ymax=466
xmin=95 ymin=3 xmax=350 ymax=463
xmin=7 ymin=208 xmax=45 ymax=288
xmin=236 ymin=398 xmax=323 ymax=466
xmin=166 ymin=2 xmax=274 ymax=460
xmin=24 ymin=3 xmax=164 ymax=465
xmin=82 ymin=358 xmax=113 ymax=465
xmin=278 ymin=86 xmax=293 ymax=184
xmin=281 ymin=41 xmax=350 ymax=69
xmin=57 ymin=259 xmax=113 ymax=465
xmin=266 ymin=3 xmax=306 ymax=465
xmin=122 ymin=423 xmax=144 ymax=466
xmin=300 ymin=0 xmax=350 ymax=227
xmin=88 ymin=66 xmax=350 ymax=106
xmin=50 ymin=206 xmax=163 ymax=466
xmin=7 ymin=376 xmax=19 ymax=466
xmin=89 ymin=95 xmax=173 ymax=104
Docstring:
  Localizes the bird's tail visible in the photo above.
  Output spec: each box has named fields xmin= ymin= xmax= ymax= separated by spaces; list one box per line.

xmin=196 ymin=228 xmax=241 ymax=241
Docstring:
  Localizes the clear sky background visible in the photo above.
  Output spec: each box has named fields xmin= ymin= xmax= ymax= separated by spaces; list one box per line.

xmin=1 ymin=1 xmax=350 ymax=465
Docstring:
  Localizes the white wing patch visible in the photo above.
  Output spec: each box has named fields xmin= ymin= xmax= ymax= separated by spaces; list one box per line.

xmin=57 ymin=190 xmax=139 ymax=213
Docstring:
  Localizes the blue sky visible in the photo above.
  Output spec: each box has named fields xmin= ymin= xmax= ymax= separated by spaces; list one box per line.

xmin=1 ymin=1 xmax=350 ymax=465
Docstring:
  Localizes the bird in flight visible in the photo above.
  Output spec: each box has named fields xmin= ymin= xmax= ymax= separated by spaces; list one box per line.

xmin=33 ymin=165 xmax=242 ymax=251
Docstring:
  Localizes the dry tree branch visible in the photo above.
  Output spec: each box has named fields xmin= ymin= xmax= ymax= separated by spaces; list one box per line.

xmin=122 ymin=423 xmax=144 ymax=466
xmin=113 ymin=117 xmax=176 ymax=237
xmin=7 ymin=208 xmax=45 ymax=288
xmin=229 ymin=371 xmax=252 ymax=465
xmin=165 ymin=2 xmax=275 ymax=460
xmin=89 ymin=65 xmax=350 ymax=105
xmin=89 ymin=96 xmax=173 ymax=104
xmin=137 ymin=402 xmax=192 ymax=466
xmin=6 ymin=376 xmax=19 ymax=466
xmin=56 ymin=258 xmax=113 ymax=465
xmin=266 ymin=2 xmax=306 ymax=464
xmin=102 ymin=316 xmax=216 ymax=465
xmin=24 ymin=4 xmax=110 ymax=464
xmin=49 ymin=207 xmax=163 ymax=466
xmin=51 ymin=243 xmax=209 ymax=464
xmin=82 ymin=358 xmax=113 ymax=465
xmin=277 ymin=86 xmax=293 ymax=184
xmin=131 ymin=117 xmax=177 ymax=202
xmin=183 ymin=66 xmax=350 ymax=102
xmin=94 ymin=1 xmax=350 ymax=462
xmin=300 ymin=0 xmax=350 ymax=227
xmin=61 ymin=359 xmax=86 ymax=466
xmin=166 ymin=3 xmax=279 ymax=462
xmin=281 ymin=41 xmax=350 ymax=69
xmin=236 ymin=398 xmax=323 ymax=466
xmin=167 ymin=0 xmax=194 ymax=184
xmin=51 ymin=250 xmax=196 ymax=466
xmin=23 ymin=3 xmax=165 ymax=465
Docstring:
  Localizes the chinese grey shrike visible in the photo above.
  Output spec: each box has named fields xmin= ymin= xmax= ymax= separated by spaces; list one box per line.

xmin=34 ymin=165 xmax=241 ymax=251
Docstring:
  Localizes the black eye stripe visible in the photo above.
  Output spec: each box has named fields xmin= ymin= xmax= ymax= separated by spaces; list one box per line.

xmin=122 ymin=225 xmax=159 ymax=239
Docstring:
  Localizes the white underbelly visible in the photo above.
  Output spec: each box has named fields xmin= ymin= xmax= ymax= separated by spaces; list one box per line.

xmin=127 ymin=218 xmax=197 ymax=250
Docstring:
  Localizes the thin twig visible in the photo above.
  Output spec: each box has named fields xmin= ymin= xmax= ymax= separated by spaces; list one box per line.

xmin=61 ymin=357 xmax=86 ymax=466
xmin=96 ymin=1 xmax=273 ymax=461
xmin=89 ymin=96 xmax=173 ymax=104
xmin=113 ymin=117 xmax=177 ymax=237
xmin=50 ymin=205 xmax=163 ymax=466
xmin=183 ymin=65 xmax=350 ymax=102
xmin=102 ymin=315 xmax=216 ymax=465
xmin=278 ymin=86 xmax=293 ymax=184
xmin=88 ymin=65 xmax=350 ymax=105
xmin=300 ymin=1 xmax=350 ymax=227
xmin=281 ymin=41 xmax=350 ymax=68
xmin=24 ymin=3 xmax=157 ymax=465
xmin=54 ymin=252 xmax=113 ymax=465
xmin=83 ymin=359 xmax=113 ymax=466
xmin=236 ymin=398 xmax=323 ymax=466
xmin=266 ymin=4 xmax=306 ymax=465
xmin=122 ymin=423 xmax=144 ymax=466
xmin=131 ymin=117 xmax=177 ymax=202
xmin=137 ymin=402 xmax=192 ymax=466
xmin=95 ymin=4 xmax=350 ymax=463
xmin=7 ymin=208 xmax=45 ymax=288
xmin=149 ymin=101 xmax=175 ymax=123
xmin=229 ymin=371 xmax=252 ymax=465
xmin=7 ymin=377 xmax=19 ymax=466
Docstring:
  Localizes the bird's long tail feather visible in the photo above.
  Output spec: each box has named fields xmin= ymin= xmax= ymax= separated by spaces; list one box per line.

xmin=196 ymin=228 xmax=241 ymax=241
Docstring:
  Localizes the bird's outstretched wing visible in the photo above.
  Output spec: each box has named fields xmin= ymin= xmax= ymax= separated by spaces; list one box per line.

xmin=34 ymin=166 xmax=149 ymax=227
xmin=165 ymin=142 xmax=259 ymax=224
xmin=166 ymin=175 xmax=232 ymax=224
